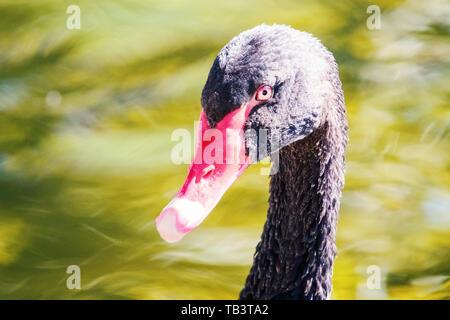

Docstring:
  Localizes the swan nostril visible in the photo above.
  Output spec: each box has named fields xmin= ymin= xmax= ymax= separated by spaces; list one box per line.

xmin=194 ymin=164 xmax=216 ymax=183
xmin=201 ymin=165 xmax=215 ymax=178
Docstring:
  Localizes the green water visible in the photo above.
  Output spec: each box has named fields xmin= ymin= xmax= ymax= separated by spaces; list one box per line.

xmin=0 ymin=0 xmax=448 ymax=299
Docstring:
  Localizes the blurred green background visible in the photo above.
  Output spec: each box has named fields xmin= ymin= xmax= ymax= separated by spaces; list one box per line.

xmin=0 ymin=0 xmax=448 ymax=299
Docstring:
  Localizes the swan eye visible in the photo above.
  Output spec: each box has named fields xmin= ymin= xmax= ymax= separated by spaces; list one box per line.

xmin=255 ymin=85 xmax=273 ymax=101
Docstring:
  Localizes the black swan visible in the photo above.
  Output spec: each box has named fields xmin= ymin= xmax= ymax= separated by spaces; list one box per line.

xmin=156 ymin=24 xmax=348 ymax=300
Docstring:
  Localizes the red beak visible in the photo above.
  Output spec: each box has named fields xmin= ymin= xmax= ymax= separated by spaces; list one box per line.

xmin=156 ymin=100 xmax=257 ymax=242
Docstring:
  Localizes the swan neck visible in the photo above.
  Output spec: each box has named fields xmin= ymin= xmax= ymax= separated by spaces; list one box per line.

xmin=240 ymin=120 xmax=347 ymax=300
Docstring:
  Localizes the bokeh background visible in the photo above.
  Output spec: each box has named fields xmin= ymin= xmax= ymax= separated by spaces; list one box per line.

xmin=0 ymin=0 xmax=448 ymax=299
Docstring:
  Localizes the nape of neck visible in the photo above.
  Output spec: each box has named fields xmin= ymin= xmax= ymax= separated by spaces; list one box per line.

xmin=240 ymin=120 xmax=347 ymax=300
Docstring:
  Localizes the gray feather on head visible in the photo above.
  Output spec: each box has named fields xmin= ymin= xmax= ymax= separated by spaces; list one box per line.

xmin=201 ymin=24 xmax=343 ymax=163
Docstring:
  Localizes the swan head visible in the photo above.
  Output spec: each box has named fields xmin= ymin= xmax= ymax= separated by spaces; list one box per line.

xmin=156 ymin=24 xmax=342 ymax=243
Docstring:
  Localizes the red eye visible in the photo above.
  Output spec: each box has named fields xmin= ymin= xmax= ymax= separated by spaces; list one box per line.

xmin=255 ymin=85 xmax=273 ymax=101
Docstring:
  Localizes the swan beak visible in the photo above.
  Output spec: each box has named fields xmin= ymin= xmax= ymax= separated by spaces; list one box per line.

xmin=156 ymin=101 xmax=257 ymax=243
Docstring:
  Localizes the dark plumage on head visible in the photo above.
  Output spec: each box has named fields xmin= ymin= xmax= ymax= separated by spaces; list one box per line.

xmin=201 ymin=24 xmax=343 ymax=161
